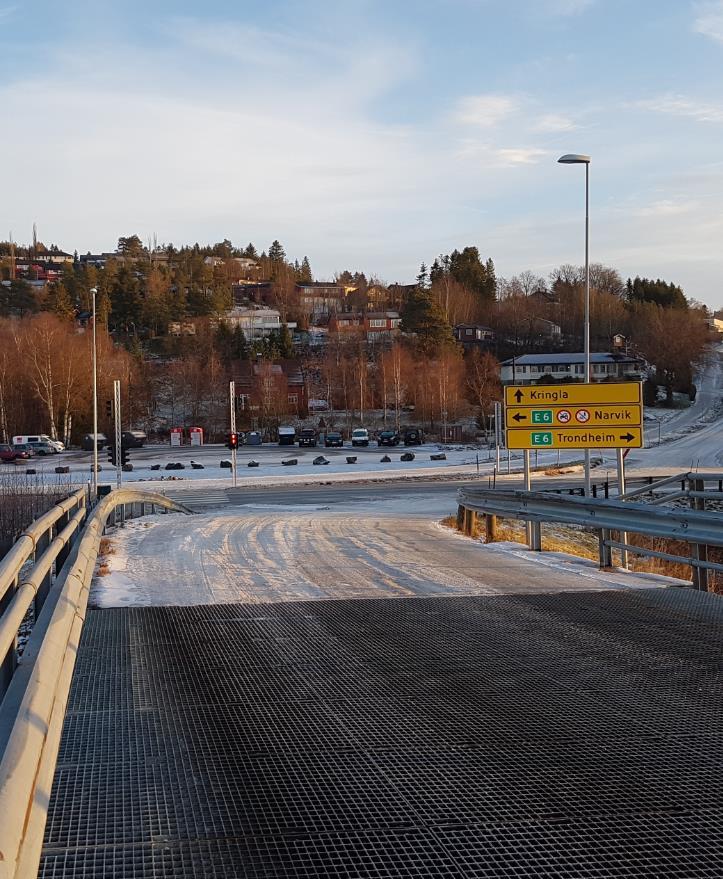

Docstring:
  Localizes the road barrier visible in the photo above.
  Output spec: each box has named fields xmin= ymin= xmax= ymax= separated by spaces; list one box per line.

xmin=458 ymin=477 xmax=723 ymax=591
xmin=0 ymin=489 xmax=193 ymax=879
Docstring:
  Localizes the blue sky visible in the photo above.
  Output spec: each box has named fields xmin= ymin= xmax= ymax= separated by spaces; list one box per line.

xmin=3 ymin=0 xmax=723 ymax=306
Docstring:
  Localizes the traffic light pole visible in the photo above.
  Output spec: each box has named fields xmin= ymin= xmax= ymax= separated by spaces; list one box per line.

xmin=229 ymin=380 xmax=237 ymax=488
xmin=114 ymin=379 xmax=122 ymax=491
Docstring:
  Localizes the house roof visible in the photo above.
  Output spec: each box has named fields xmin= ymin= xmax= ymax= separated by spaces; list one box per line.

xmin=454 ymin=323 xmax=494 ymax=331
xmin=501 ymin=352 xmax=645 ymax=366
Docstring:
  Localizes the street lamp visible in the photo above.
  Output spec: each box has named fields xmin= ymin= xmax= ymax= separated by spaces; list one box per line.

xmin=558 ymin=152 xmax=591 ymax=495
xmin=90 ymin=287 xmax=99 ymax=497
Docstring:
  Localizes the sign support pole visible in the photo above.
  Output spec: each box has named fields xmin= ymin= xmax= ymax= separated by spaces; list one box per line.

xmin=494 ymin=402 xmax=501 ymax=472
xmin=616 ymin=447 xmax=628 ymax=568
xmin=114 ymin=380 xmax=122 ymax=492
xmin=523 ymin=449 xmax=532 ymax=546
xmin=229 ymin=380 xmax=237 ymax=489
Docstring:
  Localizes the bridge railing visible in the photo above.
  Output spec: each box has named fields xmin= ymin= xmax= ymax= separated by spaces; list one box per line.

xmin=457 ymin=484 xmax=723 ymax=592
xmin=0 ymin=488 xmax=193 ymax=879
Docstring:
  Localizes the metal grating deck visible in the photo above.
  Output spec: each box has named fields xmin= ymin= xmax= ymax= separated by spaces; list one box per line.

xmin=40 ymin=588 xmax=723 ymax=877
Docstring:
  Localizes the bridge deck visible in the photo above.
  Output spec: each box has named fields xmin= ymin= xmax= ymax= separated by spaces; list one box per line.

xmin=40 ymin=588 xmax=723 ymax=878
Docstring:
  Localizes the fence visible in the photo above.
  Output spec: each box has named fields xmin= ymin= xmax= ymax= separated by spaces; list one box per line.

xmin=0 ymin=488 xmax=193 ymax=879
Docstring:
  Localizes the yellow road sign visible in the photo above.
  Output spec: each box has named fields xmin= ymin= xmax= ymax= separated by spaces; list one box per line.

xmin=505 ymin=404 xmax=643 ymax=429
xmin=505 ymin=382 xmax=642 ymax=408
xmin=506 ymin=427 xmax=643 ymax=450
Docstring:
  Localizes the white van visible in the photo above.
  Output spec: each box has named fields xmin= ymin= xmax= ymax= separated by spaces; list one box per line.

xmin=351 ymin=428 xmax=369 ymax=447
xmin=12 ymin=434 xmax=64 ymax=452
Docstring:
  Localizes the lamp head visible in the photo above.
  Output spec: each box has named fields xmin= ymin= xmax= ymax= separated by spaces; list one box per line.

xmin=558 ymin=153 xmax=591 ymax=164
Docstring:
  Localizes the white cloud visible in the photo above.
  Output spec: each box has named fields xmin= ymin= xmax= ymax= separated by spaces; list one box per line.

xmin=452 ymin=94 xmax=518 ymax=127
xmin=456 ymin=140 xmax=548 ymax=166
xmin=693 ymin=0 xmax=723 ymax=44
xmin=633 ymin=94 xmax=723 ymax=123
xmin=634 ymin=199 xmax=700 ymax=218
xmin=533 ymin=113 xmax=577 ymax=132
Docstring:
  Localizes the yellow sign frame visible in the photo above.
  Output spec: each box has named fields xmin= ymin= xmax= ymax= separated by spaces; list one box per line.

xmin=505 ymin=404 xmax=643 ymax=429
xmin=506 ymin=427 xmax=644 ymax=450
xmin=505 ymin=382 xmax=642 ymax=408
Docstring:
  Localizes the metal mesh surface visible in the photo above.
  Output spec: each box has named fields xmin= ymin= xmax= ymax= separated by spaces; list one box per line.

xmin=40 ymin=588 xmax=723 ymax=877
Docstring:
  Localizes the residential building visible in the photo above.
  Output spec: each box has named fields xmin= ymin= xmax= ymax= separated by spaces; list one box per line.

xmin=453 ymin=324 xmax=496 ymax=349
xmin=499 ymin=352 xmax=648 ymax=386
xmin=219 ymin=307 xmax=295 ymax=339
xmin=365 ymin=311 xmax=401 ymax=339
xmin=232 ymin=359 xmax=308 ymax=418
xmin=296 ymin=282 xmax=346 ymax=318
xmin=328 ymin=313 xmax=364 ymax=334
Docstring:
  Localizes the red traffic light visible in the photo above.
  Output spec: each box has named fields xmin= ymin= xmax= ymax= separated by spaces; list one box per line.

xmin=227 ymin=433 xmax=239 ymax=450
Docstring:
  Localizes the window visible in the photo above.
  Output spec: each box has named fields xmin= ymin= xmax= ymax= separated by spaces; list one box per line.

xmin=239 ymin=394 xmax=250 ymax=410
xmin=369 ymin=319 xmax=387 ymax=328
xmin=288 ymin=394 xmax=298 ymax=405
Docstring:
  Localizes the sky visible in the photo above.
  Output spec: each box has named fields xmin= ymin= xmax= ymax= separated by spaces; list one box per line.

xmin=2 ymin=0 xmax=723 ymax=307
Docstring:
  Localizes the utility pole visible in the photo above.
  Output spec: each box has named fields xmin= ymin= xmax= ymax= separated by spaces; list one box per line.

xmin=114 ymin=380 xmax=122 ymax=490
xmin=229 ymin=380 xmax=237 ymax=488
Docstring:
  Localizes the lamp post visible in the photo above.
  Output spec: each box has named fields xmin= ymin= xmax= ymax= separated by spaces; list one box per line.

xmin=558 ymin=153 xmax=591 ymax=495
xmin=90 ymin=287 xmax=99 ymax=497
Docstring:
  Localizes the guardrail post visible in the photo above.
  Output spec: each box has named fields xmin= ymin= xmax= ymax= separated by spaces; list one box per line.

xmin=691 ymin=544 xmax=709 ymax=591
xmin=55 ymin=508 xmax=71 ymax=571
xmin=598 ymin=529 xmax=613 ymax=569
xmin=485 ymin=514 xmax=497 ymax=543
xmin=530 ymin=521 xmax=542 ymax=552
xmin=34 ymin=526 xmax=52 ymax=615
xmin=693 ymin=479 xmax=705 ymax=512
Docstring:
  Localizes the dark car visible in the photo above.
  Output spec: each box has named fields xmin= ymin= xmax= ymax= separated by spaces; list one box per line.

xmin=12 ymin=443 xmax=35 ymax=458
xmin=81 ymin=433 xmax=107 ymax=451
xmin=298 ymin=428 xmax=317 ymax=448
xmin=403 ymin=427 xmax=424 ymax=446
xmin=377 ymin=430 xmax=400 ymax=446
xmin=0 ymin=443 xmax=28 ymax=462
xmin=324 ymin=432 xmax=344 ymax=447
xmin=122 ymin=430 xmax=147 ymax=448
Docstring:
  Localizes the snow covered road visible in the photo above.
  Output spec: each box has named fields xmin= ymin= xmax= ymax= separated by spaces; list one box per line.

xmin=92 ymin=502 xmax=675 ymax=608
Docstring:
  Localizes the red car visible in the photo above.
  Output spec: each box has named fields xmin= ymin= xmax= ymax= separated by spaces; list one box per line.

xmin=0 ymin=443 xmax=29 ymax=462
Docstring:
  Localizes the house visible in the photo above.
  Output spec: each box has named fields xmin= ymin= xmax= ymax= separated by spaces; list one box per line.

xmin=529 ymin=317 xmax=562 ymax=339
xmin=296 ymin=282 xmax=346 ymax=318
xmin=232 ymin=281 xmax=274 ymax=306
xmin=328 ymin=313 xmax=364 ymax=334
xmin=453 ymin=324 xmax=496 ymax=349
xmin=204 ymin=256 xmax=225 ymax=268
xmin=232 ymin=359 xmax=308 ymax=418
xmin=219 ymin=307 xmax=295 ymax=340
xmin=168 ymin=321 xmax=197 ymax=336
xmin=499 ymin=352 xmax=648 ymax=386
xmin=364 ymin=311 xmax=401 ymax=339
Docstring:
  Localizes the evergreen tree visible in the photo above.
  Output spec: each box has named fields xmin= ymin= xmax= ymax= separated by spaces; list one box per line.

xmin=243 ymin=243 xmax=258 ymax=259
xmin=278 ymin=323 xmax=294 ymax=358
xmin=416 ymin=263 xmax=429 ymax=290
xmin=268 ymin=240 xmax=286 ymax=263
xmin=299 ymin=256 xmax=313 ymax=283
xmin=400 ymin=286 xmax=454 ymax=355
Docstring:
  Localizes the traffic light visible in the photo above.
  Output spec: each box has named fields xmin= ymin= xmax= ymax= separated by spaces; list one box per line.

xmin=107 ymin=443 xmax=117 ymax=466
xmin=105 ymin=400 xmax=113 ymax=419
xmin=120 ymin=441 xmax=130 ymax=468
xmin=226 ymin=432 xmax=239 ymax=450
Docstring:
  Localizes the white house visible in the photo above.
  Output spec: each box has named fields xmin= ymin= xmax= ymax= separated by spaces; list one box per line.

xmin=500 ymin=352 xmax=648 ymax=385
xmin=220 ymin=307 xmax=296 ymax=340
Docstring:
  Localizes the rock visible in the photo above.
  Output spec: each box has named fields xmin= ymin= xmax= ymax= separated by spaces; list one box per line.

xmin=150 ymin=464 xmax=161 ymax=471
xmin=191 ymin=462 xmax=204 ymax=470
xmin=54 ymin=465 xmax=70 ymax=474
xmin=346 ymin=456 xmax=357 ymax=464
xmin=282 ymin=458 xmax=298 ymax=466
xmin=122 ymin=463 xmax=133 ymax=472
xmin=220 ymin=460 xmax=232 ymax=468
xmin=165 ymin=462 xmax=185 ymax=470
xmin=313 ymin=456 xmax=329 ymax=465
xmin=430 ymin=453 xmax=446 ymax=461
xmin=247 ymin=460 xmax=260 ymax=467
xmin=380 ymin=455 xmax=391 ymax=463
xmin=26 ymin=468 xmax=37 ymax=475
xmin=400 ymin=452 xmax=415 ymax=462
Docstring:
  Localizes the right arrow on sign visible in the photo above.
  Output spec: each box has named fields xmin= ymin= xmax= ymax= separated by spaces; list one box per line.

xmin=621 ymin=432 xmax=635 ymax=442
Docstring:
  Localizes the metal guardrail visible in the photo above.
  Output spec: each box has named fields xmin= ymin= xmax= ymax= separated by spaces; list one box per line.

xmin=457 ymin=486 xmax=723 ymax=591
xmin=0 ymin=488 xmax=193 ymax=879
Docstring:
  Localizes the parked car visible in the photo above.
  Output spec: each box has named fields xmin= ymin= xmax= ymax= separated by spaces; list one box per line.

xmin=324 ymin=431 xmax=344 ymax=448
xmin=0 ymin=443 xmax=28 ymax=462
xmin=351 ymin=428 xmax=369 ymax=447
xmin=298 ymin=428 xmax=318 ymax=448
xmin=81 ymin=433 xmax=107 ymax=451
xmin=121 ymin=430 xmax=147 ymax=448
xmin=12 ymin=443 xmax=35 ymax=458
xmin=12 ymin=434 xmax=64 ymax=452
xmin=278 ymin=426 xmax=296 ymax=446
xmin=403 ymin=427 xmax=424 ymax=446
xmin=377 ymin=430 xmax=400 ymax=446
xmin=28 ymin=441 xmax=57 ymax=456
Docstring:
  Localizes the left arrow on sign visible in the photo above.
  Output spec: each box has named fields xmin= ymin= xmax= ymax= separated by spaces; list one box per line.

xmin=512 ymin=413 xmax=527 ymax=422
